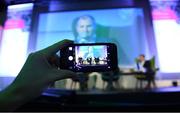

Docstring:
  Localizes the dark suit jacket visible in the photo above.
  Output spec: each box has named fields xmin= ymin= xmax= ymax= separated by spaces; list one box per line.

xmin=143 ymin=60 xmax=155 ymax=79
xmin=143 ymin=60 xmax=152 ymax=73
xmin=137 ymin=60 xmax=155 ymax=79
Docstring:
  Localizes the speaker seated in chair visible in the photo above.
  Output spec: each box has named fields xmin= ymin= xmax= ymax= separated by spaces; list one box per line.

xmin=101 ymin=67 xmax=121 ymax=90
xmin=135 ymin=54 xmax=159 ymax=89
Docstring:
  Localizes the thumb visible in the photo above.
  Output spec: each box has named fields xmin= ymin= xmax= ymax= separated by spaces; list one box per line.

xmin=47 ymin=68 xmax=77 ymax=82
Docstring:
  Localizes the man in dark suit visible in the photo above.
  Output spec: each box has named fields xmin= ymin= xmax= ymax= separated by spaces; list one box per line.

xmin=137 ymin=54 xmax=155 ymax=89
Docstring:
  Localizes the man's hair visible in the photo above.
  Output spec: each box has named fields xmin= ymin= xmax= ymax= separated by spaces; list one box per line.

xmin=72 ymin=15 xmax=96 ymax=38
xmin=139 ymin=54 xmax=145 ymax=58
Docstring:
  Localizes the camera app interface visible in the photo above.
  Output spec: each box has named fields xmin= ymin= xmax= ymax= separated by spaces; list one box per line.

xmin=75 ymin=45 xmax=108 ymax=68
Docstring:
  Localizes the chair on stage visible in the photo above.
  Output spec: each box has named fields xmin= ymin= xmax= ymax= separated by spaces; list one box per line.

xmin=70 ymin=72 xmax=98 ymax=91
xmin=101 ymin=68 xmax=121 ymax=90
xmin=70 ymin=72 xmax=89 ymax=91
xmin=135 ymin=56 xmax=159 ymax=89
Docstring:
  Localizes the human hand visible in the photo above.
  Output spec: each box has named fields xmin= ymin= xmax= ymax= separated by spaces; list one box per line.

xmin=0 ymin=39 xmax=76 ymax=111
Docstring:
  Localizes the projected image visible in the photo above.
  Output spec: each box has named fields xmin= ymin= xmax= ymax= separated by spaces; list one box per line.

xmin=5 ymin=4 xmax=32 ymax=31
xmin=75 ymin=45 xmax=108 ymax=67
xmin=0 ymin=3 xmax=33 ymax=77
xmin=37 ymin=8 xmax=149 ymax=66
xmin=72 ymin=15 xmax=100 ymax=43
xmin=151 ymin=0 xmax=178 ymax=20
xmin=150 ymin=0 xmax=180 ymax=73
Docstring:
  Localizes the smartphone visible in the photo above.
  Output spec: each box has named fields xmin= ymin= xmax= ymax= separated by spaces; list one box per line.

xmin=60 ymin=43 xmax=118 ymax=72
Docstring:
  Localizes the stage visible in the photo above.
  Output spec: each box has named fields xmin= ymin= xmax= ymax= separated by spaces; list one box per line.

xmin=16 ymin=86 xmax=180 ymax=111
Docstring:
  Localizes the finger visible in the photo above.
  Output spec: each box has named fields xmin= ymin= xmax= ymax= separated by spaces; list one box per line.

xmin=47 ymin=68 xmax=77 ymax=82
xmin=41 ymin=39 xmax=74 ymax=57
xmin=48 ymin=54 xmax=60 ymax=67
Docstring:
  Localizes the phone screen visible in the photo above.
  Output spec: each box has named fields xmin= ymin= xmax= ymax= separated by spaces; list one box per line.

xmin=75 ymin=45 xmax=108 ymax=70
xmin=60 ymin=43 xmax=117 ymax=72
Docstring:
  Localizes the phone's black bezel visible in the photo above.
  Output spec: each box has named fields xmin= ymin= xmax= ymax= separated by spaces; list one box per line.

xmin=60 ymin=43 xmax=118 ymax=72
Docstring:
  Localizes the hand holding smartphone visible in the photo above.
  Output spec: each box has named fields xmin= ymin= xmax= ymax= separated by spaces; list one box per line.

xmin=60 ymin=43 xmax=118 ymax=72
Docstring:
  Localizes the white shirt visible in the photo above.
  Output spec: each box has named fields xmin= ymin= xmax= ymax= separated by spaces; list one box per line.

xmin=138 ymin=61 xmax=146 ymax=72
